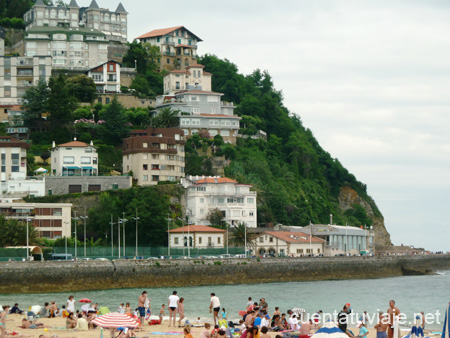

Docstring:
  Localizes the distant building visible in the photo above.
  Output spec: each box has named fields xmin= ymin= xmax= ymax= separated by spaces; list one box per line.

xmin=0 ymin=136 xmax=29 ymax=183
xmin=22 ymin=0 xmax=128 ymax=70
xmin=122 ymin=128 xmax=186 ymax=186
xmin=0 ymin=202 xmax=72 ymax=239
xmin=0 ymin=55 xmax=52 ymax=105
xmin=45 ymin=176 xmax=132 ymax=195
xmin=156 ymin=66 xmax=241 ymax=144
xmin=253 ymin=231 xmax=325 ymax=257
xmin=168 ymin=225 xmax=226 ymax=249
xmin=49 ymin=140 xmax=98 ymax=176
xmin=86 ymin=60 xmax=122 ymax=94
xmin=182 ymin=175 xmax=257 ymax=228
xmin=136 ymin=26 xmax=202 ymax=71
xmin=0 ymin=27 xmax=5 ymax=56
xmin=6 ymin=106 xmax=29 ymax=140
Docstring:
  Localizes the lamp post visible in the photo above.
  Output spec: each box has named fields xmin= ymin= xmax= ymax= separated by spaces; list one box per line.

xmin=118 ymin=217 xmax=121 ymax=258
xmin=226 ymin=223 xmax=229 ymax=255
xmin=64 ymin=221 xmax=69 ymax=256
xmin=110 ymin=215 xmax=115 ymax=258
xmin=244 ymin=223 xmax=247 ymax=258
xmin=309 ymin=221 xmax=312 ymax=256
xmin=132 ymin=209 xmax=140 ymax=258
xmin=26 ymin=218 xmax=31 ymax=261
xmin=166 ymin=214 xmax=172 ymax=258
xmin=80 ymin=215 xmax=88 ymax=257
xmin=71 ymin=213 xmax=79 ymax=258
xmin=177 ymin=217 xmax=185 ymax=256
xmin=120 ymin=213 xmax=128 ymax=257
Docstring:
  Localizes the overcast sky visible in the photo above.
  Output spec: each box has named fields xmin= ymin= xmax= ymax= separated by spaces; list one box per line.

xmin=83 ymin=0 xmax=450 ymax=251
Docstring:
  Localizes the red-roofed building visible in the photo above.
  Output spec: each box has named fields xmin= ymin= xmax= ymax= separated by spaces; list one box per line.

xmin=136 ymin=26 xmax=202 ymax=71
xmin=254 ymin=231 xmax=325 ymax=257
xmin=182 ymin=175 xmax=257 ymax=228
xmin=49 ymin=139 xmax=98 ymax=176
xmin=168 ymin=225 xmax=225 ymax=249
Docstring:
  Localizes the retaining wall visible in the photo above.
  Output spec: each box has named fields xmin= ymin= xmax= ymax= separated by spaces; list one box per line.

xmin=0 ymin=255 xmax=449 ymax=294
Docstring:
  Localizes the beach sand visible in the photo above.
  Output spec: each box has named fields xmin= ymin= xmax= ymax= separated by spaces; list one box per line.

xmin=2 ymin=313 xmax=388 ymax=338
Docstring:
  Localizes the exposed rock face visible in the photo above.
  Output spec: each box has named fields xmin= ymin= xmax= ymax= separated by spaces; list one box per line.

xmin=338 ymin=186 xmax=392 ymax=247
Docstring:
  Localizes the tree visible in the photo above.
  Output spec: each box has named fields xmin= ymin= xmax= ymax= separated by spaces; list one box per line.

xmin=123 ymin=41 xmax=161 ymax=73
xmin=66 ymin=75 xmax=97 ymax=103
xmin=228 ymin=222 xmax=255 ymax=250
xmin=47 ymin=74 xmax=78 ymax=126
xmin=154 ymin=107 xmax=179 ymax=128
xmin=40 ymin=151 xmax=50 ymax=163
xmin=21 ymin=79 xmax=49 ymax=128
xmin=98 ymin=96 xmax=129 ymax=146
xmin=207 ymin=208 xmax=224 ymax=228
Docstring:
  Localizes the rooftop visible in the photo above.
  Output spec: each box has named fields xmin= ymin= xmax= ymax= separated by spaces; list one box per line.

xmin=168 ymin=225 xmax=225 ymax=233
xmin=136 ymin=26 xmax=202 ymax=42
xmin=260 ymin=231 xmax=325 ymax=244
xmin=57 ymin=141 xmax=92 ymax=148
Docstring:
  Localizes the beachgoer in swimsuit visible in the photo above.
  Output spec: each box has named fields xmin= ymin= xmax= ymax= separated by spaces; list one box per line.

xmin=66 ymin=313 xmax=77 ymax=329
xmin=66 ymin=296 xmax=75 ymax=314
xmin=178 ymin=297 xmax=185 ymax=327
xmin=375 ymin=312 xmax=389 ymax=338
xmin=210 ymin=293 xmax=221 ymax=326
xmin=159 ymin=304 xmax=166 ymax=323
xmin=1 ymin=305 xmax=10 ymax=338
xmin=387 ymin=300 xmax=400 ymax=338
xmin=168 ymin=291 xmax=180 ymax=327
xmin=138 ymin=291 xmax=147 ymax=326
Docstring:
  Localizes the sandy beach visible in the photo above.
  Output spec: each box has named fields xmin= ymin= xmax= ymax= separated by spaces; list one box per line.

xmin=2 ymin=313 xmax=390 ymax=338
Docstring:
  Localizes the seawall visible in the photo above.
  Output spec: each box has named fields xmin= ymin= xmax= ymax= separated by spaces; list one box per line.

xmin=0 ymin=255 xmax=449 ymax=294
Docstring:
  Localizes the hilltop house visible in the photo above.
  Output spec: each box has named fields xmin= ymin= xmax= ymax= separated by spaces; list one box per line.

xmin=168 ymin=225 xmax=226 ymax=249
xmin=49 ymin=140 xmax=98 ymax=176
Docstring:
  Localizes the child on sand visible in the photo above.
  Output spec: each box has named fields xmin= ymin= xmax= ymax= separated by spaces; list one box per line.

xmin=260 ymin=326 xmax=270 ymax=338
xmin=200 ymin=323 xmax=211 ymax=338
xmin=160 ymin=304 xmax=166 ymax=323
xmin=184 ymin=327 xmax=194 ymax=338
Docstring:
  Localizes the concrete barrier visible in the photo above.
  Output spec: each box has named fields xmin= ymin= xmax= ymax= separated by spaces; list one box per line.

xmin=0 ymin=255 xmax=449 ymax=294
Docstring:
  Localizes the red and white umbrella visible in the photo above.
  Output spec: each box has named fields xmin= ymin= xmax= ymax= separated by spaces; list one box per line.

xmin=79 ymin=298 xmax=92 ymax=303
xmin=92 ymin=313 xmax=139 ymax=329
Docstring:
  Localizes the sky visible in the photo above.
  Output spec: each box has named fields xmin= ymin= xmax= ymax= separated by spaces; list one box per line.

xmin=82 ymin=0 xmax=450 ymax=251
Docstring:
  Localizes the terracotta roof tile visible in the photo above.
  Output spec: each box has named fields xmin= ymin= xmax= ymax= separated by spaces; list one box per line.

xmin=168 ymin=225 xmax=225 ymax=233
xmin=57 ymin=141 xmax=91 ymax=147
xmin=196 ymin=177 xmax=238 ymax=184
xmin=203 ymin=71 xmax=212 ymax=75
xmin=137 ymin=26 xmax=203 ymax=42
xmin=261 ymin=231 xmax=325 ymax=244
xmin=186 ymin=64 xmax=205 ymax=69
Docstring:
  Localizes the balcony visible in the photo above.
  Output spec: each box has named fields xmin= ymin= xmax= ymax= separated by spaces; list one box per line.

xmin=16 ymin=58 xmax=34 ymax=66
xmin=163 ymin=51 xmax=175 ymax=56
xmin=17 ymin=70 xmax=33 ymax=77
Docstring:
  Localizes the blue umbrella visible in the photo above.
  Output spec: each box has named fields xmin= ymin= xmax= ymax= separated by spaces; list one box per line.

xmin=312 ymin=321 xmax=348 ymax=338
xmin=442 ymin=304 xmax=450 ymax=338
xmin=403 ymin=316 xmax=425 ymax=338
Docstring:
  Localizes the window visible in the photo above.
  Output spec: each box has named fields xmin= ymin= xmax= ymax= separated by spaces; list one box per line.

xmin=259 ymin=237 xmax=263 ymax=243
xmin=237 ymin=198 xmax=244 ymax=203
xmin=190 ymin=96 xmax=198 ymax=101
xmin=63 ymin=156 xmax=74 ymax=164
xmin=200 ymin=209 xmax=204 ymax=214
xmin=176 ymin=81 xmax=180 ymax=89
xmin=143 ymin=154 xmax=148 ymax=160
xmin=297 ymin=249 xmax=304 ymax=254
xmin=143 ymin=175 xmax=148 ymax=181
xmin=81 ymin=157 xmax=91 ymax=164
xmin=218 ymin=237 xmax=221 ymax=244
xmin=174 ymin=237 xmax=179 ymax=244
xmin=152 ymin=164 xmax=160 ymax=170
xmin=218 ymin=198 xmax=224 ymax=204
xmin=247 ymin=198 xmax=254 ymax=204
xmin=143 ymin=164 xmax=148 ymax=170
xmin=143 ymin=142 xmax=148 ymax=148
xmin=152 ymin=175 xmax=159 ymax=182
xmin=109 ymin=64 xmax=114 ymax=71
xmin=227 ymin=198 xmax=234 ymax=203
xmin=249 ymin=211 xmax=254 ymax=217
xmin=197 ymin=187 xmax=206 ymax=191
xmin=152 ymin=154 xmax=159 ymax=159
xmin=269 ymin=237 xmax=274 ymax=243
xmin=200 ymin=198 xmax=204 ymax=203
xmin=199 ymin=237 xmax=202 ymax=244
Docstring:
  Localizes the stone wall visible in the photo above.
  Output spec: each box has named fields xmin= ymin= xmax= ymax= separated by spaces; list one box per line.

xmin=45 ymin=176 xmax=132 ymax=196
xmin=0 ymin=255 xmax=449 ymax=294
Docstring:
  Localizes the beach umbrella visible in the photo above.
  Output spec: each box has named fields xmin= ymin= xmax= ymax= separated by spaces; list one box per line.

xmin=92 ymin=313 xmax=139 ymax=329
xmin=403 ymin=316 xmax=425 ymax=338
xmin=443 ymin=303 xmax=450 ymax=338
xmin=311 ymin=321 xmax=348 ymax=338
xmin=79 ymin=298 xmax=92 ymax=303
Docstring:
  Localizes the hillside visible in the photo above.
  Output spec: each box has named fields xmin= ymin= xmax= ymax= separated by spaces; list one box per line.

xmin=193 ymin=55 xmax=392 ymax=246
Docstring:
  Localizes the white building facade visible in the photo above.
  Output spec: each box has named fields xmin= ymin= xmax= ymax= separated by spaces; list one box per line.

xmin=182 ymin=176 xmax=257 ymax=228
xmin=50 ymin=140 xmax=98 ymax=176
xmin=254 ymin=231 xmax=325 ymax=257
xmin=168 ymin=225 xmax=225 ymax=249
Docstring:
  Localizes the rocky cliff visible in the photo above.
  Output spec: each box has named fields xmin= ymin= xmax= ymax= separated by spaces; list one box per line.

xmin=338 ymin=186 xmax=392 ymax=247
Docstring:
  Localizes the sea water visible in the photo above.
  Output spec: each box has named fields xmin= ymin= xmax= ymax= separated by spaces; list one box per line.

xmin=1 ymin=270 xmax=449 ymax=330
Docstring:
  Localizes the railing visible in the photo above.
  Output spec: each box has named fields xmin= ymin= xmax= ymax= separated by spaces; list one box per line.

xmin=16 ymin=58 xmax=34 ymax=66
xmin=163 ymin=51 xmax=175 ymax=56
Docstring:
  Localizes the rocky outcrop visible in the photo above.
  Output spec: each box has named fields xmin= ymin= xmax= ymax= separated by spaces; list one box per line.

xmin=338 ymin=186 xmax=392 ymax=247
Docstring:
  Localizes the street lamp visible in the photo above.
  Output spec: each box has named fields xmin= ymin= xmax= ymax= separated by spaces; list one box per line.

xmin=244 ymin=223 xmax=247 ymax=258
xmin=110 ymin=215 xmax=115 ymax=258
xmin=80 ymin=215 xmax=88 ymax=257
xmin=26 ymin=218 xmax=32 ymax=261
xmin=71 ymin=213 xmax=79 ymax=258
xmin=132 ymin=209 xmax=140 ymax=258
xmin=177 ymin=217 xmax=185 ymax=256
xmin=119 ymin=214 xmax=128 ymax=257
xmin=118 ymin=217 xmax=121 ymax=258
xmin=166 ymin=214 xmax=172 ymax=258
xmin=64 ymin=221 xmax=70 ymax=256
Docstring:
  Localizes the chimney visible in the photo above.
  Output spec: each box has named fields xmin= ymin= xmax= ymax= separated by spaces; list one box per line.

xmin=90 ymin=140 xmax=93 ymax=146
xmin=52 ymin=141 xmax=55 ymax=148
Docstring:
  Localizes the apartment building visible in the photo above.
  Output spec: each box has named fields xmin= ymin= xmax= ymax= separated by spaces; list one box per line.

xmin=49 ymin=140 xmax=98 ymax=176
xmin=86 ymin=60 xmax=121 ymax=93
xmin=163 ymin=64 xmax=212 ymax=95
xmin=0 ymin=202 xmax=72 ymax=239
xmin=254 ymin=231 xmax=325 ymax=257
xmin=0 ymin=136 xmax=29 ymax=183
xmin=0 ymin=55 xmax=52 ymax=105
xmin=168 ymin=225 xmax=226 ymax=249
xmin=136 ymin=26 xmax=202 ymax=71
xmin=122 ymin=128 xmax=186 ymax=186
xmin=182 ymin=175 xmax=257 ymax=228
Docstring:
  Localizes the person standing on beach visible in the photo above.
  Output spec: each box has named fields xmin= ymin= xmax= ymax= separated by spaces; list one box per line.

xmin=178 ymin=297 xmax=185 ymax=327
xmin=67 ymin=296 xmax=75 ymax=314
xmin=259 ymin=299 xmax=268 ymax=313
xmin=138 ymin=291 xmax=148 ymax=325
xmin=387 ymin=300 xmax=400 ymax=338
xmin=168 ymin=291 xmax=180 ymax=327
xmin=374 ymin=312 xmax=389 ymax=338
xmin=338 ymin=304 xmax=351 ymax=335
xmin=210 ymin=293 xmax=221 ymax=326
xmin=0 ymin=305 xmax=10 ymax=338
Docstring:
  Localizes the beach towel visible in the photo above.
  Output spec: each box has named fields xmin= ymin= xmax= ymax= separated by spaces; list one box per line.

xmin=149 ymin=332 xmax=183 ymax=335
xmin=99 ymin=307 xmax=110 ymax=315
xmin=219 ymin=319 xmax=228 ymax=328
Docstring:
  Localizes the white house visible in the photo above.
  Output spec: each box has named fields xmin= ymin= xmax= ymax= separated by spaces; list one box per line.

xmin=254 ymin=231 xmax=325 ymax=257
xmin=86 ymin=60 xmax=121 ymax=94
xmin=50 ymin=140 xmax=98 ymax=176
xmin=168 ymin=225 xmax=225 ymax=249
xmin=182 ymin=175 xmax=257 ymax=228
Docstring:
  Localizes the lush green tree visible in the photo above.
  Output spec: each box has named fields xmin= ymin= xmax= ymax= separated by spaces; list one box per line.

xmin=21 ymin=79 xmax=49 ymax=128
xmin=154 ymin=107 xmax=179 ymax=128
xmin=228 ymin=223 xmax=255 ymax=250
xmin=207 ymin=208 xmax=224 ymax=228
xmin=98 ymin=96 xmax=129 ymax=146
xmin=66 ymin=75 xmax=97 ymax=103
xmin=47 ymin=74 xmax=78 ymax=126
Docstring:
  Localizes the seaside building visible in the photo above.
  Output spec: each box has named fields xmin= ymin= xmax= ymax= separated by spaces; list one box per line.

xmin=253 ymin=231 xmax=325 ymax=257
xmin=156 ymin=66 xmax=241 ymax=144
xmin=0 ymin=55 xmax=52 ymax=105
xmin=49 ymin=140 xmax=98 ymax=176
xmin=182 ymin=175 xmax=257 ymax=228
xmin=122 ymin=128 xmax=186 ymax=186
xmin=168 ymin=225 xmax=226 ymax=249
xmin=299 ymin=224 xmax=375 ymax=256
xmin=0 ymin=202 xmax=72 ymax=239
xmin=136 ymin=26 xmax=202 ymax=71
xmin=86 ymin=60 xmax=122 ymax=94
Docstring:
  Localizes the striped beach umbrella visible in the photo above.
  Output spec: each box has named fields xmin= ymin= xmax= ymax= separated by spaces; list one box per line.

xmin=92 ymin=313 xmax=139 ymax=328
xmin=442 ymin=304 xmax=450 ymax=338
xmin=311 ymin=321 xmax=348 ymax=338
